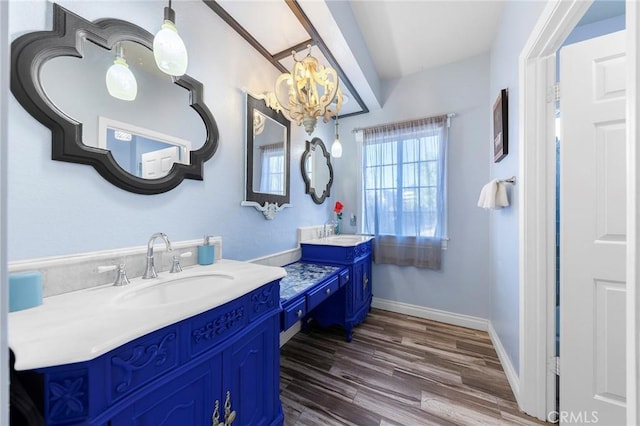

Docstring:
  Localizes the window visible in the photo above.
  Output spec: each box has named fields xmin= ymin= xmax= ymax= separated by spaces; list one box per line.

xmin=361 ymin=115 xmax=448 ymax=269
xmin=259 ymin=144 xmax=285 ymax=195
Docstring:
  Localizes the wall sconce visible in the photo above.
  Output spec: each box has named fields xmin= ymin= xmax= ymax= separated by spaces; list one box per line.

xmin=331 ymin=117 xmax=342 ymax=158
xmin=153 ymin=0 xmax=188 ymax=76
xmin=105 ymin=43 xmax=137 ymax=101
xmin=266 ymin=45 xmax=343 ymax=135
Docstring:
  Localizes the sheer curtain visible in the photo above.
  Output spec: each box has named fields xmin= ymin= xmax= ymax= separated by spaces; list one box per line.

xmin=362 ymin=115 xmax=448 ymax=269
xmin=259 ymin=143 xmax=285 ymax=194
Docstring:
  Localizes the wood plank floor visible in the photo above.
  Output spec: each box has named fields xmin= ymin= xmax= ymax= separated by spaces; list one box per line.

xmin=280 ymin=308 xmax=549 ymax=426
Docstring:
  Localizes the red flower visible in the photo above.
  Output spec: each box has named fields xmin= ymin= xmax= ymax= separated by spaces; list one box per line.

xmin=334 ymin=201 xmax=344 ymax=214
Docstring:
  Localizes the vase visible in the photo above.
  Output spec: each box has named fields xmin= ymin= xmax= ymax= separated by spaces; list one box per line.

xmin=334 ymin=216 xmax=341 ymax=235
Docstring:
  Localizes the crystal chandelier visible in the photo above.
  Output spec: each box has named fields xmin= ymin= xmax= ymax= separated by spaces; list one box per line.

xmin=267 ymin=45 xmax=343 ymax=135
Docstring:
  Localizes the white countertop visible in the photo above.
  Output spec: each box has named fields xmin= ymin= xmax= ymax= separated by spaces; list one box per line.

xmin=9 ymin=259 xmax=286 ymax=371
xmin=301 ymin=234 xmax=374 ymax=247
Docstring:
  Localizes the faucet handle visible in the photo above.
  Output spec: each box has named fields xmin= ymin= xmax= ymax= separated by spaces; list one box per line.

xmin=98 ymin=263 xmax=130 ymax=286
xmin=170 ymin=252 xmax=192 ymax=274
xmin=113 ymin=264 xmax=130 ymax=286
xmin=170 ymin=255 xmax=182 ymax=273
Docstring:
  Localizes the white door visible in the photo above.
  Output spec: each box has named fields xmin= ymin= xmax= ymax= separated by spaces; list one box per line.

xmin=141 ymin=146 xmax=179 ymax=179
xmin=560 ymin=30 xmax=626 ymax=425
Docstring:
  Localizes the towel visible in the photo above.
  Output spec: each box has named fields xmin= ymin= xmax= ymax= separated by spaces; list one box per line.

xmin=477 ymin=179 xmax=509 ymax=209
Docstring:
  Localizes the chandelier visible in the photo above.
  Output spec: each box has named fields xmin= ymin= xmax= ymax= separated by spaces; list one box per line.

xmin=267 ymin=45 xmax=343 ymax=135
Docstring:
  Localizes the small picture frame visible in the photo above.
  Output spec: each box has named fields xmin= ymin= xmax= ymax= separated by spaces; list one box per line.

xmin=493 ymin=88 xmax=508 ymax=163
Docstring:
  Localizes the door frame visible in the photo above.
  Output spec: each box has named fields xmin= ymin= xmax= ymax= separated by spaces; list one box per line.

xmin=519 ymin=0 xmax=639 ymax=422
xmin=1 ymin=0 xmax=9 ymax=424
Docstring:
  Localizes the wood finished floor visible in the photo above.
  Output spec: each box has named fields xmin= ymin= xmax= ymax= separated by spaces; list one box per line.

xmin=280 ymin=308 xmax=549 ymax=426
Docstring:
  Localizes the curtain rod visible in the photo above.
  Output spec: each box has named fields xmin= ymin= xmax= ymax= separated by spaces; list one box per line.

xmin=351 ymin=113 xmax=456 ymax=133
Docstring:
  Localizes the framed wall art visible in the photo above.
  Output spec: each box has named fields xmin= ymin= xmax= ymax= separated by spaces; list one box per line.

xmin=493 ymin=88 xmax=508 ymax=163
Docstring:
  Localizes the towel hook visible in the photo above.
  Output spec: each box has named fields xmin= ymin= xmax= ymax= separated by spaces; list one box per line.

xmin=501 ymin=176 xmax=516 ymax=185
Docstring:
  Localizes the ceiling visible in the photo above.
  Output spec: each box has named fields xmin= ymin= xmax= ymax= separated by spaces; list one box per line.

xmin=205 ymin=0 xmax=623 ymax=118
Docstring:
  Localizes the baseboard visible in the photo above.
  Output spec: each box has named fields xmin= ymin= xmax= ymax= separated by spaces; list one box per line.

xmin=488 ymin=321 xmax=520 ymax=405
xmin=371 ymin=297 xmax=488 ymax=331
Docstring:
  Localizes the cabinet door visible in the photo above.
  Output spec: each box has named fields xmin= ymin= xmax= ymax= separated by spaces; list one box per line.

xmin=224 ymin=316 xmax=279 ymax=426
xmin=111 ymin=359 xmax=217 ymax=426
xmin=352 ymin=256 xmax=372 ymax=311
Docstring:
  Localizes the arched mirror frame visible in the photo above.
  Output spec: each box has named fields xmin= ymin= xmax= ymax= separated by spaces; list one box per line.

xmin=243 ymin=92 xmax=291 ymax=219
xmin=301 ymin=137 xmax=334 ymax=204
xmin=10 ymin=3 xmax=219 ymax=195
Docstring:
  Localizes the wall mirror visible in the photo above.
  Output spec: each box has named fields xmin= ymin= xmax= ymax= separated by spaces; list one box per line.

xmin=10 ymin=3 xmax=219 ymax=194
xmin=243 ymin=92 xmax=291 ymax=219
xmin=301 ymin=137 xmax=333 ymax=204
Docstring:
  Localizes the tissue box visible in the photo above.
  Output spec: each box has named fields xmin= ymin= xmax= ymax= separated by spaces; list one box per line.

xmin=9 ymin=271 xmax=43 ymax=312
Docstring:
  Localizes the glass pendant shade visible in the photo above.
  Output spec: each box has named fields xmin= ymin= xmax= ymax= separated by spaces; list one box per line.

xmin=331 ymin=136 xmax=343 ymax=158
xmin=106 ymin=56 xmax=137 ymax=101
xmin=331 ymin=118 xmax=342 ymax=158
xmin=153 ymin=19 xmax=188 ymax=76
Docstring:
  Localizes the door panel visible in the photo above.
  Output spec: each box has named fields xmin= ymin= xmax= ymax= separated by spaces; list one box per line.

xmin=560 ymin=30 xmax=626 ymax=425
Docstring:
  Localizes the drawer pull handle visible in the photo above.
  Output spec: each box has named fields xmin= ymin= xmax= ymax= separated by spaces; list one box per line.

xmin=296 ymin=309 xmax=303 ymax=318
xmin=363 ymin=275 xmax=369 ymax=288
xmin=212 ymin=391 xmax=236 ymax=426
xmin=326 ymin=288 xmax=331 ymax=295
xmin=224 ymin=391 xmax=236 ymax=425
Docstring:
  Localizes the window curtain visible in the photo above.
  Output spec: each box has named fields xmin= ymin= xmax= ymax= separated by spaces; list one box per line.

xmin=259 ymin=143 xmax=284 ymax=194
xmin=362 ymin=115 xmax=448 ymax=270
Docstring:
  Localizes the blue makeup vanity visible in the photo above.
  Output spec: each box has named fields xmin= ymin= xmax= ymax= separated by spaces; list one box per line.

xmin=282 ymin=235 xmax=373 ymax=341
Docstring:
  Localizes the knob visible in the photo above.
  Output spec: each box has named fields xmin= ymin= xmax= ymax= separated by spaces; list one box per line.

xmin=296 ymin=309 xmax=303 ymax=318
xmin=326 ymin=288 xmax=331 ymax=295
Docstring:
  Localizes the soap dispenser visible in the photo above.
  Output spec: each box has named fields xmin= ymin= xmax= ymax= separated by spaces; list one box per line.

xmin=197 ymin=235 xmax=215 ymax=265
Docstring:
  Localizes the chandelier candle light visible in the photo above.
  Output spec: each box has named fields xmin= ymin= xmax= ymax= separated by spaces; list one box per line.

xmin=267 ymin=45 xmax=343 ymax=135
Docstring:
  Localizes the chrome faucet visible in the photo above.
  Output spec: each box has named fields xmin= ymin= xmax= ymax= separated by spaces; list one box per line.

xmin=142 ymin=232 xmax=172 ymax=279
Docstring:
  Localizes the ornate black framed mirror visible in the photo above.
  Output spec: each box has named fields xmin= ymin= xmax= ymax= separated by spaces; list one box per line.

xmin=242 ymin=92 xmax=291 ymax=219
xmin=10 ymin=3 xmax=219 ymax=194
xmin=301 ymin=137 xmax=333 ymax=204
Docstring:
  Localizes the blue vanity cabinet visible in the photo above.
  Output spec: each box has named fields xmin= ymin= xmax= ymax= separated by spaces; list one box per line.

xmin=15 ymin=281 xmax=283 ymax=426
xmin=300 ymin=240 xmax=373 ymax=341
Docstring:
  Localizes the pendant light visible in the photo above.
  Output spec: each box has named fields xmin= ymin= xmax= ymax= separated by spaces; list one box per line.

xmin=331 ymin=117 xmax=343 ymax=158
xmin=106 ymin=43 xmax=137 ymax=101
xmin=153 ymin=0 xmax=188 ymax=76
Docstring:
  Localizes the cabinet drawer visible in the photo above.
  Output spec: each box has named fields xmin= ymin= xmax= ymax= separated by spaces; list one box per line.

xmin=307 ymin=276 xmax=339 ymax=311
xmin=282 ymin=298 xmax=306 ymax=330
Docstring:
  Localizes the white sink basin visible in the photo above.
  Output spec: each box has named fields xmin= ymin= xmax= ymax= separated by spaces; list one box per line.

xmin=113 ymin=273 xmax=234 ymax=308
xmin=303 ymin=234 xmax=373 ymax=247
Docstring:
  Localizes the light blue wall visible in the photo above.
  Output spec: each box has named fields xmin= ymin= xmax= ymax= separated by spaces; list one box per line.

xmin=488 ymin=0 xmax=547 ymax=374
xmin=335 ymin=54 xmax=492 ymax=319
xmin=7 ymin=0 xmax=333 ymax=261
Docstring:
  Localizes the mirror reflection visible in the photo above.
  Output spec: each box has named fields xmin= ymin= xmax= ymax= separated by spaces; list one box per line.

xmin=244 ymin=93 xmax=291 ymax=219
xmin=301 ymin=137 xmax=333 ymax=204
xmin=252 ymin=110 xmax=287 ymax=195
xmin=40 ymin=38 xmax=205 ymax=178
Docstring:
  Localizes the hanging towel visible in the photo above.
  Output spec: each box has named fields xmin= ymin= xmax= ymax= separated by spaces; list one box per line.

xmin=477 ymin=179 xmax=509 ymax=209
